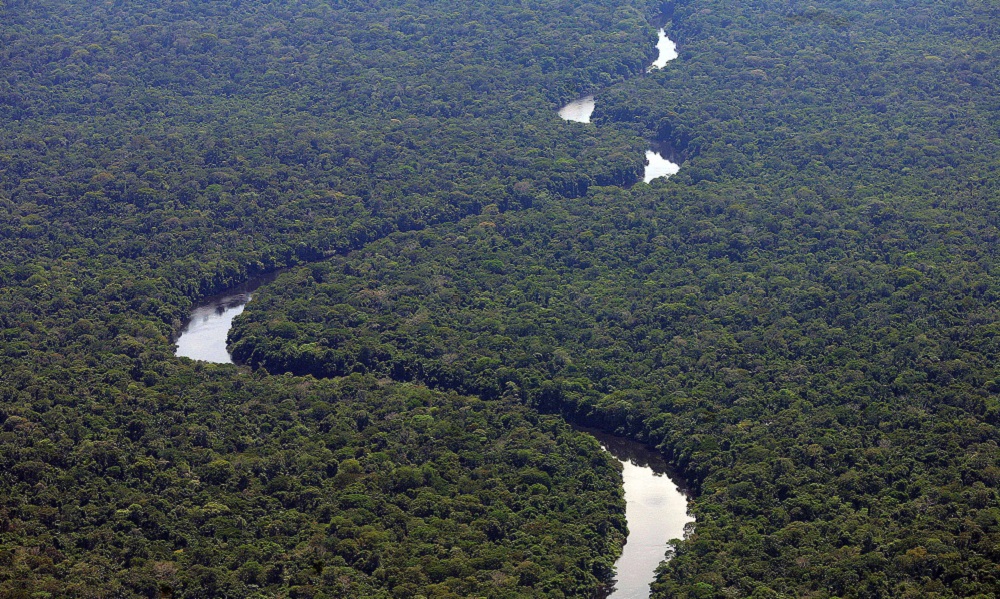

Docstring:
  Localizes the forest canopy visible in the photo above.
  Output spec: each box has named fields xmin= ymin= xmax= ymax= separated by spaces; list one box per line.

xmin=3 ymin=0 xmax=1000 ymax=597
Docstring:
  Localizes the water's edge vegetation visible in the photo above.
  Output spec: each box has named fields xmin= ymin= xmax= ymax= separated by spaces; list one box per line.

xmin=174 ymin=272 xmax=279 ymax=363
xmin=176 ymin=274 xmax=694 ymax=599
xmin=174 ymin=21 xmax=691 ymax=595
xmin=577 ymin=428 xmax=693 ymax=599
xmin=558 ymin=27 xmax=681 ymax=185
xmin=3 ymin=0 xmax=1000 ymax=597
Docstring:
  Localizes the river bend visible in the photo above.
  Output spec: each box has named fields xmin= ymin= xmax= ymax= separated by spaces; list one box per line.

xmin=175 ymin=20 xmax=693 ymax=598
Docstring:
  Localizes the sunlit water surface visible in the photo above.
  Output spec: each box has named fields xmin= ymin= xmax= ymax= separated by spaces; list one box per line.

xmin=648 ymin=29 xmax=678 ymax=70
xmin=644 ymin=149 xmax=681 ymax=183
xmin=174 ymin=274 xmax=277 ymax=363
xmin=558 ymin=95 xmax=596 ymax=123
xmin=558 ymin=28 xmax=682 ymax=182
xmin=578 ymin=429 xmax=694 ymax=599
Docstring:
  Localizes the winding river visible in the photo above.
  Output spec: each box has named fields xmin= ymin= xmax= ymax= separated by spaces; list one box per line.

xmin=559 ymin=26 xmax=680 ymax=184
xmin=579 ymin=31 xmax=693 ymax=595
xmin=175 ymin=21 xmax=693 ymax=599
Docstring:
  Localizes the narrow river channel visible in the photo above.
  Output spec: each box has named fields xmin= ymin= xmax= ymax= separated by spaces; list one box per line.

xmin=176 ymin=280 xmax=694 ymax=599
xmin=578 ymin=428 xmax=693 ymax=599
xmin=174 ymin=273 xmax=276 ymax=363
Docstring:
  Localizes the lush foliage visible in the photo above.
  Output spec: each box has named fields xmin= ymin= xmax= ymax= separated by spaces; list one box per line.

xmin=4 ymin=0 xmax=1000 ymax=597
xmin=231 ymin=0 xmax=1000 ymax=597
xmin=0 ymin=0 xmax=659 ymax=295
xmin=1 ymin=363 xmax=625 ymax=598
xmin=0 ymin=0 xmax=663 ymax=596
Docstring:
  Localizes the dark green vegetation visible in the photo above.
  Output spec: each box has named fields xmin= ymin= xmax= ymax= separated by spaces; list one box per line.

xmin=2 ymin=366 xmax=625 ymax=597
xmin=0 ymin=0 xmax=660 ymax=596
xmin=3 ymin=0 xmax=1000 ymax=598
xmin=232 ymin=0 xmax=1000 ymax=598
xmin=0 ymin=0 xmax=657 ymax=292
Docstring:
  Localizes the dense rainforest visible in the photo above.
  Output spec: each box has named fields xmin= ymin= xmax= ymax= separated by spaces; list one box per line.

xmin=3 ymin=0 xmax=1000 ymax=598
xmin=1 ymin=0 xmax=656 ymax=596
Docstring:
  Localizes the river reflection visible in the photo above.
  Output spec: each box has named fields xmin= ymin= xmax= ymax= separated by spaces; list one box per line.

xmin=644 ymin=138 xmax=681 ymax=183
xmin=644 ymin=150 xmax=680 ymax=183
xmin=174 ymin=273 xmax=277 ymax=363
xmin=577 ymin=428 xmax=693 ymax=599
xmin=648 ymin=29 xmax=678 ymax=70
xmin=558 ymin=95 xmax=596 ymax=123
xmin=644 ymin=28 xmax=681 ymax=183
